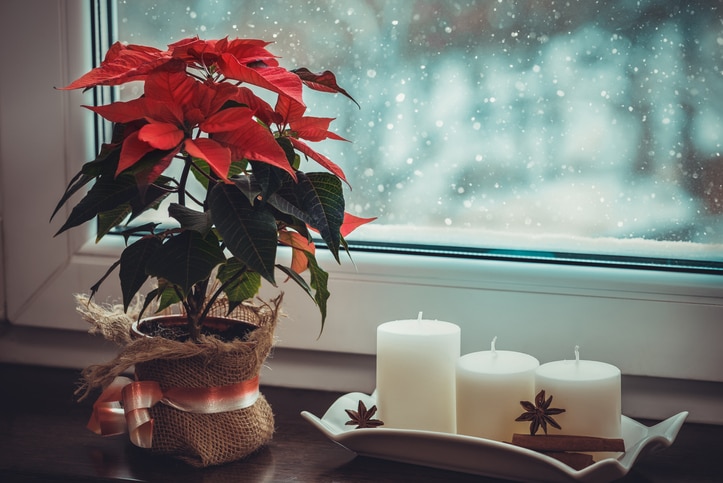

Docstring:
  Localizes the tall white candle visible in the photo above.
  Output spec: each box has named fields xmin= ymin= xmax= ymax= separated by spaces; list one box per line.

xmin=456 ymin=337 xmax=539 ymax=442
xmin=376 ymin=313 xmax=461 ymax=433
xmin=535 ymin=346 xmax=621 ymax=439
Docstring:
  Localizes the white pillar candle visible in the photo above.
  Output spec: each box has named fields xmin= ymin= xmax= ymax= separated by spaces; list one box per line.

xmin=376 ymin=313 xmax=461 ymax=433
xmin=456 ymin=337 xmax=540 ymax=442
xmin=534 ymin=346 xmax=621 ymax=438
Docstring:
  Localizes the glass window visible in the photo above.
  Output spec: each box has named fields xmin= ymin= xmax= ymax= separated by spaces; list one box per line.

xmin=114 ymin=0 xmax=723 ymax=269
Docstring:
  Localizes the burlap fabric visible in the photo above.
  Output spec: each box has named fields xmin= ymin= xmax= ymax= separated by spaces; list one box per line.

xmin=75 ymin=294 xmax=282 ymax=467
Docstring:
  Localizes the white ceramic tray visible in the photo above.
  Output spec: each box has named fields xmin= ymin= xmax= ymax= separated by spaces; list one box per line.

xmin=301 ymin=391 xmax=687 ymax=483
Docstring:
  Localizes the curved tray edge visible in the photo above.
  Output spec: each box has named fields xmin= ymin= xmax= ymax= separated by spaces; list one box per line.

xmin=301 ymin=392 xmax=688 ymax=483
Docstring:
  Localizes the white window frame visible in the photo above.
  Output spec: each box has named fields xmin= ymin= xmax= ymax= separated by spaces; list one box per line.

xmin=2 ymin=0 xmax=722 ymax=396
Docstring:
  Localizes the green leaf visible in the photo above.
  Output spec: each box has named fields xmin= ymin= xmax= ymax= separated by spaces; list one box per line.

xmin=277 ymin=136 xmax=300 ymax=170
xmin=276 ymin=249 xmax=330 ymax=334
xmin=97 ymin=204 xmax=132 ymax=241
xmin=138 ymin=287 xmax=162 ymax=321
xmin=209 ymin=183 xmax=278 ymax=284
xmin=249 ymin=160 xmax=285 ymax=201
xmin=119 ymin=236 xmax=163 ymax=310
xmin=305 ymin=251 xmax=330 ymax=333
xmin=137 ymin=281 xmax=182 ymax=317
xmin=233 ymin=174 xmax=263 ymax=205
xmin=54 ymin=173 xmax=139 ymax=236
xmin=295 ymin=172 xmax=345 ymax=261
xmin=264 ymin=175 xmax=308 ymax=220
xmin=89 ymin=259 xmax=121 ymax=301
xmin=192 ymin=157 xmax=248 ymax=191
xmin=190 ymin=158 xmax=213 ymax=191
xmin=156 ymin=282 xmax=182 ymax=313
xmin=267 ymin=192 xmax=314 ymax=226
xmin=145 ymin=230 xmax=225 ymax=296
xmin=50 ymin=143 xmax=120 ymax=221
xmin=276 ymin=264 xmax=313 ymax=298
xmin=55 ymin=170 xmax=171 ymax=239
xmin=128 ymin=179 xmax=172 ymax=220
xmin=53 ymin=124 xmax=170 ymax=238
xmin=217 ymin=258 xmax=262 ymax=313
xmin=168 ymin=203 xmax=213 ymax=234
xmin=118 ymin=223 xmax=160 ymax=245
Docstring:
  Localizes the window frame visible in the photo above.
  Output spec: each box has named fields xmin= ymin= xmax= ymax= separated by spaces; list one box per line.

xmin=2 ymin=0 xmax=722 ymax=385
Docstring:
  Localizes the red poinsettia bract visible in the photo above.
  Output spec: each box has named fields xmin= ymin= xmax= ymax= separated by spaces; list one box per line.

xmin=61 ymin=37 xmax=353 ymax=183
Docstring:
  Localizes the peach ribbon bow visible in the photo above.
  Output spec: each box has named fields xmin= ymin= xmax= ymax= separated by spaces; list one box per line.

xmin=87 ymin=375 xmax=260 ymax=448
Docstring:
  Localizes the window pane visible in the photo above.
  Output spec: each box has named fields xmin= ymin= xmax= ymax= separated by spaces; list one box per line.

xmin=115 ymin=0 xmax=723 ymax=265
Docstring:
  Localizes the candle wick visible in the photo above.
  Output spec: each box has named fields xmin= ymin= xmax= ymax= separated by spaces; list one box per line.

xmin=491 ymin=336 xmax=497 ymax=354
xmin=574 ymin=345 xmax=580 ymax=363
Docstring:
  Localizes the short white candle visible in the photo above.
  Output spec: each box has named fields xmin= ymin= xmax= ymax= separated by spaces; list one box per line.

xmin=456 ymin=337 xmax=540 ymax=442
xmin=376 ymin=312 xmax=461 ymax=433
xmin=535 ymin=346 xmax=621 ymax=438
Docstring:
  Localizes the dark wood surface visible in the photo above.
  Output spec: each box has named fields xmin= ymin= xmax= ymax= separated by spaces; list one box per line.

xmin=0 ymin=363 xmax=721 ymax=482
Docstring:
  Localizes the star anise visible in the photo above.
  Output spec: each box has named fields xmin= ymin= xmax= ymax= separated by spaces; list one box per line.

xmin=515 ymin=389 xmax=566 ymax=435
xmin=345 ymin=400 xmax=384 ymax=429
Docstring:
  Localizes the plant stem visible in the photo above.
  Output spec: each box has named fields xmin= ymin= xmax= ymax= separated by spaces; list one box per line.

xmin=186 ymin=278 xmax=210 ymax=342
xmin=178 ymin=154 xmax=193 ymax=206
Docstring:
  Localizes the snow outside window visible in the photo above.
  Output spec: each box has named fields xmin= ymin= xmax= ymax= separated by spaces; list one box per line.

xmin=114 ymin=0 xmax=723 ymax=268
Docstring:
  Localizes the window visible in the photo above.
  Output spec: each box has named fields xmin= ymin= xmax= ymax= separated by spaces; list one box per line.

xmin=114 ymin=0 xmax=723 ymax=271
xmin=2 ymin=0 xmax=722 ymax=388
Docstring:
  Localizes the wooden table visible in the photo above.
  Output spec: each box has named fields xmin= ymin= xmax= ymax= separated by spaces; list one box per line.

xmin=1 ymin=363 xmax=720 ymax=482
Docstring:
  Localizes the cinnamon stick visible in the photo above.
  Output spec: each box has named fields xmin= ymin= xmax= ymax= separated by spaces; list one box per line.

xmin=511 ymin=433 xmax=625 ymax=452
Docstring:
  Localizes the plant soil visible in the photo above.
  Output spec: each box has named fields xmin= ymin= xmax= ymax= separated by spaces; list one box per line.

xmin=138 ymin=317 xmax=257 ymax=343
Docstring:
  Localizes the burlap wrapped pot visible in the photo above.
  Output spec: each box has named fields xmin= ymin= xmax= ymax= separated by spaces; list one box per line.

xmin=75 ymin=294 xmax=282 ymax=468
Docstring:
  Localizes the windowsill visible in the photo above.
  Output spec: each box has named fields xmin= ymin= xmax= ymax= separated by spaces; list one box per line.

xmin=0 ymin=362 xmax=721 ymax=482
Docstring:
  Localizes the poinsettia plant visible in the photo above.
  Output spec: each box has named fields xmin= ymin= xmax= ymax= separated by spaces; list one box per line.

xmin=52 ymin=36 xmax=374 ymax=341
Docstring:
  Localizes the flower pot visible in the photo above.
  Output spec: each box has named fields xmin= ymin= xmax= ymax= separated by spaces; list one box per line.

xmin=129 ymin=314 xmax=275 ymax=467
xmin=78 ymin=296 xmax=283 ymax=468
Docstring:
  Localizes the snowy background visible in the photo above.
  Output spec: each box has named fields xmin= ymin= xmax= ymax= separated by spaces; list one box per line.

xmin=116 ymin=0 xmax=723 ymax=260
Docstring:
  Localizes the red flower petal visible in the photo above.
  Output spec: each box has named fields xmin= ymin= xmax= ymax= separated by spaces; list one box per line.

xmin=224 ymin=38 xmax=278 ymax=65
xmin=138 ymin=122 xmax=184 ymax=150
xmin=200 ymin=107 xmax=257 ymax=133
xmin=84 ymin=98 xmax=147 ymax=124
xmin=133 ymin=150 xmax=175 ymax=188
xmin=212 ymin=118 xmax=296 ymax=180
xmin=184 ymin=138 xmax=232 ymax=181
xmin=290 ymin=116 xmax=349 ymax=142
xmin=234 ymin=87 xmax=280 ymax=126
xmin=340 ymin=213 xmax=377 ymax=238
xmin=218 ymin=53 xmax=304 ymax=107
xmin=292 ymin=68 xmax=359 ymax=108
xmin=117 ymin=131 xmax=157 ymax=176
xmin=144 ymin=70 xmax=197 ymax=106
xmin=288 ymin=137 xmax=347 ymax=184
xmin=59 ymin=42 xmax=170 ymax=90
xmin=275 ymin=94 xmax=307 ymax=125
